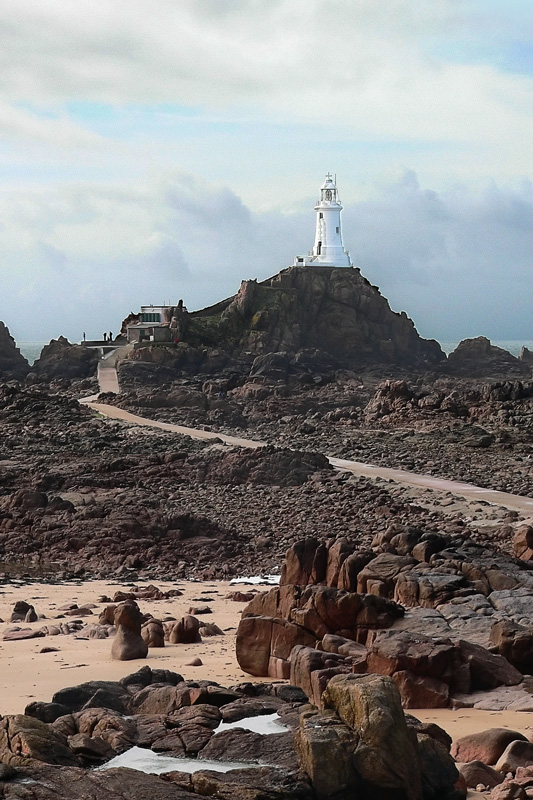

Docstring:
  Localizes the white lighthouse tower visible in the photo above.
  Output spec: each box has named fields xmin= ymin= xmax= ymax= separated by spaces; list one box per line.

xmin=294 ymin=174 xmax=352 ymax=267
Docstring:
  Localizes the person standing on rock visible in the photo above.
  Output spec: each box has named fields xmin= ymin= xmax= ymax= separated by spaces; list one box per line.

xmin=103 ymin=332 xmax=107 ymax=342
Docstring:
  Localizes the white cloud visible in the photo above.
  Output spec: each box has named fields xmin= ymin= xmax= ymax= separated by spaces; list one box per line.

xmin=0 ymin=1 xmax=530 ymax=148
xmin=0 ymin=172 xmax=532 ymax=343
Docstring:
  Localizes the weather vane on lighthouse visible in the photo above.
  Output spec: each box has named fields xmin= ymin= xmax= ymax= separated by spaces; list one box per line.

xmin=293 ymin=174 xmax=353 ymax=268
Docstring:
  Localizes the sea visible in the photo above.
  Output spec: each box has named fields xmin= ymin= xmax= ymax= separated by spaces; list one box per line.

xmin=16 ymin=340 xmax=533 ymax=365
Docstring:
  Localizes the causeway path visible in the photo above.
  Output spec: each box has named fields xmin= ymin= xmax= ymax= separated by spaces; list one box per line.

xmin=80 ymin=399 xmax=533 ymax=519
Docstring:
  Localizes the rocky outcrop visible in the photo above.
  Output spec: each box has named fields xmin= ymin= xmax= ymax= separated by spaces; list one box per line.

xmin=0 ymin=321 xmax=29 ymax=378
xmin=32 ymin=336 xmax=98 ymax=379
xmin=445 ymin=337 xmax=530 ymax=379
xmin=236 ymin=536 xmax=533 ymax=708
xmin=123 ymin=266 xmax=444 ymax=377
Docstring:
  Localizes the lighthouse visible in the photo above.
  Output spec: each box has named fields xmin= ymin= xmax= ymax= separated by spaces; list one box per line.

xmin=294 ymin=174 xmax=352 ymax=268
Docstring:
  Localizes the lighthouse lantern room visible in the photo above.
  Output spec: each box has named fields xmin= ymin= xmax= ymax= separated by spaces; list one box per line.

xmin=294 ymin=174 xmax=352 ymax=268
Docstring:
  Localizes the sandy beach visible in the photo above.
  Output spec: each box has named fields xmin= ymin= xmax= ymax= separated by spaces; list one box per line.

xmin=0 ymin=578 xmax=271 ymax=717
xmin=2 ymin=577 xmax=533 ymax=747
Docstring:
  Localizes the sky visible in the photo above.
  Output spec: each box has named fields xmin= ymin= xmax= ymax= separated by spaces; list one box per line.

xmin=0 ymin=0 xmax=532 ymax=344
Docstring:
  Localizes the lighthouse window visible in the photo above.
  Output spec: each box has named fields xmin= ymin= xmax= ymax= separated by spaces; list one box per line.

xmin=317 ymin=241 xmax=322 ymax=254
xmin=319 ymin=212 xmax=323 ymax=219
xmin=336 ymin=226 xmax=339 ymax=233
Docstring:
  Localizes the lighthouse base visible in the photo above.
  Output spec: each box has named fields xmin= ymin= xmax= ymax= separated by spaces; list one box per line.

xmin=293 ymin=254 xmax=353 ymax=268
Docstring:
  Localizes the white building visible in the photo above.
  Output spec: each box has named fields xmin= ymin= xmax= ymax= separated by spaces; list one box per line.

xmin=294 ymin=174 xmax=352 ymax=268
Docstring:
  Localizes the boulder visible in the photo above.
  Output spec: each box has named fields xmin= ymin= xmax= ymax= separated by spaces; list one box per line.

xmin=417 ymin=733 xmax=465 ymax=800
xmin=452 ymin=729 xmax=528 ymax=765
xmin=457 ymin=640 xmax=523 ymax=690
xmin=322 ymin=673 xmax=422 ymax=800
xmin=495 ymin=741 xmax=533 ymax=775
xmin=457 ymin=761 xmax=503 ymax=789
xmin=514 ymin=526 xmax=533 ymax=561
xmin=337 ymin=551 xmax=374 ymax=592
xmin=295 ymin=709 xmax=359 ymax=799
xmin=392 ymin=670 xmax=450 ymax=709
xmin=236 ymin=616 xmax=316 ymax=678
xmin=141 ymin=619 xmax=165 ymax=648
xmin=367 ymin=630 xmax=457 ymax=684
xmin=0 ymin=714 xmax=78 ymax=767
xmin=111 ymin=601 xmax=148 ymax=661
xmin=445 ymin=337 xmax=529 ymax=378
xmin=289 ymin=645 xmax=352 ymax=706
xmin=168 ymin=615 xmax=201 ymax=645
xmin=280 ymin=537 xmax=327 ymax=586
xmin=490 ymin=619 xmax=533 ymax=674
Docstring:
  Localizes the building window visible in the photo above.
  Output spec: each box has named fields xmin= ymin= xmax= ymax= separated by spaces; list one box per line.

xmin=141 ymin=313 xmax=161 ymax=323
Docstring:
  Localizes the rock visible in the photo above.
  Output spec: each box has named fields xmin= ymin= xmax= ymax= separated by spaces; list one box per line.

xmin=141 ymin=619 xmax=165 ymax=648
xmin=295 ymin=708 xmax=359 ymax=799
xmin=367 ymin=630 xmax=457 ymax=684
xmin=11 ymin=601 xmax=39 ymax=623
xmin=417 ymin=732 xmax=465 ymax=800
xmin=67 ymin=732 xmax=114 ymax=763
xmin=24 ymin=702 xmax=71 ymax=724
xmin=289 ymin=645 xmax=353 ymax=706
xmin=226 ymin=591 xmax=256 ymax=602
xmin=452 ymin=729 xmax=529 ymax=765
xmin=513 ymin=526 xmax=533 ymax=561
xmin=490 ymin=619 xmax=533 ymax=674
xmin=495 ymin=741 xmax=533 ymax=775
xmin=457 ymin=761 xmax=503 ymax=789
xmin=357 ymin=552 xmax=417 ymax=595
xmin=322 ymin=673 xmax=422 ymax=800
xmin=457 ymin=640 xmax=523 ymax=690
xmin=189 ymin=765 xmax=313 ymax=800
xmin=0 ymin=763 xmax=195 ymax=799
xmin=200 ymin=727 xmax=299 ymax=772
xmin=337 ymin=551 xmax=374 ymax=592
xmin=325 ymin=537 xmax=352 ymax=587
xmin=0 ymin=321 xmax=29 ymax=379
xmin=236 ymin=616 xmax=316 ymax=678
xmin=184 ymin=657 xmax=202 ymax=666
xmin=191 ymin=266 xmax=444 ymax=371
xmin=32 ymin=336 xmax=98 ymax=380
xmin=445 ymin=338 xmax=529 ymax=379
xmin=187 ymin=605 xmax=211 ymax=615
xmin=168 ymin=615 xmax=201 ymax=644
xmin=111 ymin=601 xmax=148 ymax=661
xmin=280 ymin=537 xmax=327 ymax=586
xmin=3 ymin=627 xmax=45 ymax=641
xmin=392 ymin=670 xmax=450 ymax=708
xmin=198 ymin=622 xmax=224 ymax=637
xmin=0 ymin=714 xmax=79 ymax=767
xmin=491 ymin=781 xmax=527 ymax=800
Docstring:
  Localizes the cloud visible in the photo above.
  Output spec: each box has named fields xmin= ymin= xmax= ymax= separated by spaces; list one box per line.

xmin=0 ymin=171 xmax=532 ymax=344
xmin=0 ymin=1 xmax=530 ymax=149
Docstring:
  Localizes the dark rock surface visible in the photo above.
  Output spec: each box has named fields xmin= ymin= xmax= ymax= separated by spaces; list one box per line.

xmin=0 ymin=322 xmax=29 ymax=379
xmin=0 ymin=666 xmax=466 ymax=800
xmin=31 ymin=336 xmax=98 ymax=380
